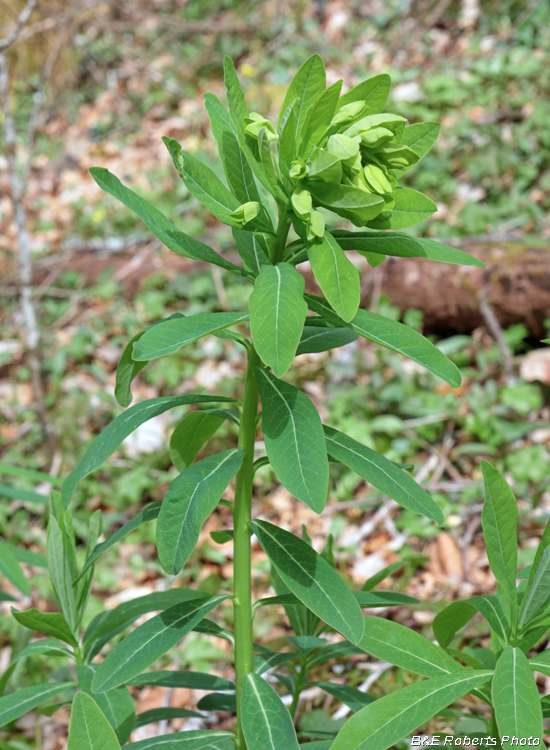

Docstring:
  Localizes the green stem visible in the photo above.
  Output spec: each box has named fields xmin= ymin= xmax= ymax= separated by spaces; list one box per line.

xmin=289 ymin=654 xmax=307 ymax=720
xmin=270 ymin=209 xmax=292 ymax=264
xmin=489 ymin=706 xmax=501 ymax=747
xmin=233 ymin=344 xmax=261 ymax=749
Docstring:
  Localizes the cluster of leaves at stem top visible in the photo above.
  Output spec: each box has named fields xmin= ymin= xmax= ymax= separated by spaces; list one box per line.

xmin=0 ymin=55 xmax=509 ymax=750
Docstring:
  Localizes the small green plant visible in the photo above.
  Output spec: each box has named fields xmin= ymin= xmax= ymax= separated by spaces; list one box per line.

xmin=1 ymin=56 xmax=487 ymax=748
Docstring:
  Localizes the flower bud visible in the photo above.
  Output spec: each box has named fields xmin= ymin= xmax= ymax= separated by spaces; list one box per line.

xmin=327 ymin=134 xmax=360 ymax=164
xmin=344 ymin=113 xmax=407 ymax=140
xmin=306 ymin=210 xmax=325 ymax=241
xmin=243 ymin=113 xmax=278 ymax=141
xmin=374 ymin=144 xmax=419 ymax=169
xmin=358 ymin=127 xmax=394 ymax=149
xmin=363 ymin=163 xmax=393 ymax=195
xmin=330 ymin=101 xmax=367 ymax=128
xmin=291 ymin=188 xmax=313 ymax=220
xmin=230 ymin=201 xmax=261 ymax=226
xmin=289 ymin=158 xmax=308 ymax=180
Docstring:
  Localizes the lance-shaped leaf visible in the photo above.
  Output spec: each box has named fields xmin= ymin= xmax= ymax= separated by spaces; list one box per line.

xmin=77 ymin=665 xmax=135 ymax=744
xmin=241 ymin=673 xmax=300 ymax=750
xmin=521 ymin=543 xmax=550 ymax=629
xmin=170 ymin=412 xmax=226 ymax=472
xmin=306 ymin=294 xmax=461 ymax=387
xmin=0 ymin=541 xmax=29 ymax=594
xmin=309 ymin=182 xmax=384 ymax=225
xmin=68 ymin=692 xmax=121 ymax=750
xmin=77 ymin=504 xmax=161 ymax=583
xmin=6 ymin=639 xmax=73 ymax=666
xmin=526 ymin=517 xmax=550 ymax=598
xmin=253 ymin=650 xmax=298 ymax=675
xmin=297 ymin=324 xmax=358 ymax=355
xmin=362 ymin=562 xmax=405 ymax=591
xmin=354 ymin=591 xmax=418 ymax=607
xmin=433 ymin=595 xmax=510 ymax=648
xmin=249 ymin=263 xmax=307 ymax=377
xmin=83 ymin=590 xmax=210 ymax=660
xmin=307 ymin=232 xmax=360 ymax=323
xmin=336 ymin=74 xmax=391 ymax=114
xmin=203 ymin=92 xmax=260 ymax=205
xmin=399 ymin=122 xmax=440 ymax=161
xmin=481 ymin=461 xmax=518 ymax=608
xmin=135 ymin=707 xmax=203 ymax=727
xmin=324 ymin=425 xmax=443 ymax=524
xmin=197 ymin=693 xmax=236 ymax=711
xmin=278 ymin=55 xmax=326 ymax=141
xmin=62 ymin=394 xmax=236 ymax=506
xmin=91 ymin=594 xmax=228 ymax=692
xmin=331 ymin=671 xmax=493 ymax=750
xmin=125 ymin=670 xmax=234 ymax=691
xmin=164 ymin=138 xmax=273 ymax=234
xmin=313 ymin=682 xmax=375 ymax=713
xmin=47 ymin=515 xmax=77 ymax=630
xmin=331 ymin=230 xmax=485 ymax=267
xmin=300 ymin=79 xmax=343 ymax=158
xmin=492 ymin=646 xmax=543 ymax=743
xmin=0 ymin=485 xmax=47 ymax=503
xmin=12 ymin=608 xmax=78 ymax=647
xmin=157 ymin=448 xmax=244 ymax=574
xmin=133 ymin=312 xmax=249 ymax=361
xmin=255 ymin=369 xmax=328 ymax=512
xmin=358 ymin=616 xmax=464 ymax=678
xmin=250 ymin=521 xmax=364 ymax=644
xmin=0 ymin=682 xmax=76 ymax=728
xmin=89 ymin=168 xmax=248 ymax=277
xmin=124 ymin=729 xmax=236 ymax=750
xmin=115 ymin=313 xmax=184 ymax=407
xmin=308 ymin=641 xmax=366 ymax=668
xmin=367 ymin=187 xmax=437 ymax=230
xmin=233 ymin=227 xmax=269 ymax=276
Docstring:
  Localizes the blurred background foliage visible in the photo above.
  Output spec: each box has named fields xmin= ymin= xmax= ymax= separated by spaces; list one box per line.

xmin=1 ymin=0 xmax=550 ymax=745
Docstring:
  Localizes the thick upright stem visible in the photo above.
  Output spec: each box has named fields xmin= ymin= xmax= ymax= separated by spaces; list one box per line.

xmin=233 ymin=344 xmax=260 ymax=748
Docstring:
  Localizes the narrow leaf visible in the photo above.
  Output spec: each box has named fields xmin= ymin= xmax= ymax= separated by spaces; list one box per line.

xmin=520 ymin=545 xmax=550 ymax=629
xmin=170 ymin=412 xmax=226 ymax=472
xmin=249 ymin=263 xmax=307 ymax=377
xmin=125 ymin=729 xmax=235 ymax=750
xmin=367 ymin=187 xmax=437 ymax=230
xmin=300 ymin=79 xmax=343 ymax=158
xmin=125 ymin=670 xmax=234 ymax=691
xmin=89 ymin=168 xmax=248 ymax=277
xmin=250 ymin=520 xmax=365 ymax=644
xmin=324 ymin=425 xmax=444 ymax=524
xmin=157 ymin=448 xmax=244 ymax=574
xmin=278 ymin=54 xmax=326 ymax=143
xmin=77 ymin=664 xmax=135 ymax=744
xmin=306 ymin=294 xmax=461 ymax=387
xmin=62 ymin=394 xmax=236 ymax=506
xmin=241 ymin=672 xmax=300 ymax=750
xmin=91 ymin=595 xmax=228 ymax=692
xmin=433 ymin=596 xmax=510 ymax=648
xmin=492 ymin=646 xmax=543 ymax=742
xmin=7 ymin=639 xmax=72 ymax=665
xmin=308 ymin=641 xmax=366 ymax=669
xmin=297 ymin=324 xmax=358 ymax=355
xmin=255 ymin=369 xmax=328 ymax=512
xmin=0 ymin=541 xmax=29 ymax=594
xmin=46 ymin=515 xmax=77 ymax=629
xmin=12 ymin=608 xmax=78 ymax=647
xmin=362 ymin=562 xmax=405 ymax=591
xmin=313 ymin=682 xmax=375 ymax=713
xmin=0 ymin=485 xmax=48 ymax=503
xmin=330 ymin=672 xmax=493 ymax=750
xmin=336 ymin=74 xmax=391 ymax=114
xmin=0 ymin=682 xmax=75 ymax=728
xmin=308 ymin=232 xmax=360 ymax=323
xmin=399 ymin=122 xmax=440 ymax=160
xmin=68 ymin=692 xmax=121 ymax=750
xmin=233 ymin=227 xmax=269 ymax=277
xmin=135 ymin=707 xmax=203 ymax=727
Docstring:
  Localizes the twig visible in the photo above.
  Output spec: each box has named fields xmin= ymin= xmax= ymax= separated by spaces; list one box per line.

xmin=478 ymin=287 xmax=516 ymax=384
xmin=0 ymin=0 xmax=36 ymax=51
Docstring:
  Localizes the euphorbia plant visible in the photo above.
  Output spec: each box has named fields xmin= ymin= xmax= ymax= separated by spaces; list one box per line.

xmin=0 ymin=56 xmax=486 ymax=748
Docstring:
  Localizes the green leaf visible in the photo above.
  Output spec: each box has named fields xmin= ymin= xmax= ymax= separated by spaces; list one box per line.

xmin=135 ymin=707 xmax=203 ymax=727
xmin=241 ymin=672 xmax=300 ymax=750
xmin=354 ymin=591 xmax=418 ymax=607
xmin=253 ymin=650 xmax=298 ymax=674
xmin=331 ymin=230 xmax=486 ymax=267
xmin=233 ymin=227 xmax=269 ymax=276
xmin=299 ymin=79 xmax=343 ymax=158
xmin=68 ymin=692 xmax=121 ymax=750
xmin=78 ymin=503 xmax=161 ymax=583
xmin=133 ymin=312 xmax=249 ymax=361
xmin=0 ymin=461 xmax=62 ymax=486
xmin=83 ymin=589 xmax=207 ymax=647
xmin=357 ymin=615 xmax=464 ymax=678
xmin=91 ymin=594 xmax=228 ymax=692
xmin=278 ymin=55 xmax=326 ymax=141
xmin=336 ymin=74 xmax=391 ymax=114
xmin=306 ymin=294 xmax=461 ymax=387
xmin=433 ymin=596 xmax=510 ymax=648
xmin=481 ymin=461 xmax=518 ymax=608
xmin=7 ymin=545 xmax=46 ymax=568
xmin=520 ymin=546 xmax=550 ymax=629
xmin=0 ymin=541 xmax=29 ymax=594
xmin=77 ymin=665 xmax=135 ymax=744
xmin=297 ymin=325 xmax=358 ymax=354
xmin=250 ymin=520 xmax=364 ymax=644
xmin=0 ymin=485 xmax=48 ymax=503
xmin=170 ymin=412 xmax=226 ymax=472
xmin=279 ymin=98 xmax=298 ymax=175
xmin=308 ymin=641 xmax=366 ymax=668
xmin=12 ymin=608 xmax=78 ymax=647
xmin=0 ymin=682 xmax=75 ymax=728
xmin=255 ymin=369 xmax=328 ymax=512
xmin=313 ymin=682 xmax=375 ymax=713
xmin=62 ymin=394 xmax=236 ymax=506
xmin=324 ymin=425 xmax=443 ymax=524
xmin=125 ymin=729 xmax=236 ymax=750
xmin=286 ymin=635 xmax=327 ymax=653
xmin=46 ymin=515 xmax=77 ymax=630
xmin=125 ymin=670 xmax=234 ymax=691
xmin=157 ymin=448 xmax=244 ymax=574
xmin=258 ymin=128 xmax=284 ymax=199
xmin=197 ymin=692 xmax=236 ymax=711
xmin=525 ymin=517 xmax=550 ymax=604
xmin=307 ymin=232 xmax=360 ymax=323
xmin=362 ymin=562 xmax=405 ymax=591
xmin=203 ymin=92 xmax=260 ymax=205
xmin=89 ymin=168 xmax=248 ymax=277
xmin=308 ymin=182 xmax=384 ymax=225
xmin=330 ymin=671 xmax=493 ymax=750
xmin=492 ymin=646 xmax=543 ymax=742
xmin=367 ymin=187 xmax=437 ymax=230
xmin=249 ymin=263 xmax=307 ymax=377
xmin=7 ymin=639 xmax=72 ymax=665
xmin=399 ymin=122 xmax=440 ymax=161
